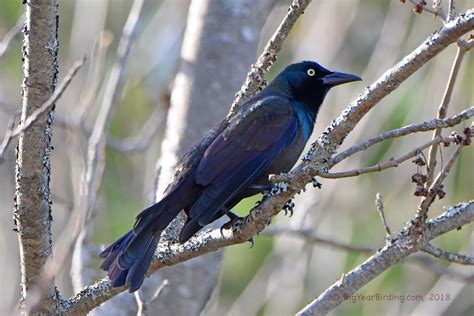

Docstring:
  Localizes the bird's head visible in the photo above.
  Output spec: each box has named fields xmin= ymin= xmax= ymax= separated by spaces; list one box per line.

xmin=269 ymin=61 xmax=361 ymax=112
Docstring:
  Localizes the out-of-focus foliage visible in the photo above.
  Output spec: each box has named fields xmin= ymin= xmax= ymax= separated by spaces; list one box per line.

xmin=0 ymin=1 xmax=472 ymax=315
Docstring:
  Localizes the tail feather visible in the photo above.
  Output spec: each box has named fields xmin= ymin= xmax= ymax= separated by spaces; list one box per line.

xmin=100 ymin=199 xmax=184 ymax=291
xmin=100 ymin=228 xmax=158 ymax=291
xmin=127 ymin=237 xmax=158 ymax=292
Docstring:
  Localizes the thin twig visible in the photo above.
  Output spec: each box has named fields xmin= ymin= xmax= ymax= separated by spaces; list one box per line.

xmin=321 ymin=135 xmax=451 ymax=179
xmin=75 ymin=31 xmax=114 ymax=124
xmin=135 ymin=279 xmax=169 ymax=316
xmin=0 ymin=13 xmax=24 ymax=61
xmin=425 ymin=45 xmax=466 ymax=186
xmin=375 ymin=193 xmax=392 ymax=240
xmin=105 ymin=105 xmax=163 ymax=153
xmin=295 ymin=201 xmax=474 ymax=316
xmin=408 ymin=255 xmax=474 ymax=282
xmin=416 ymin=129 xmax=469 ymax=220
xmin=448 ymin=0 xmax=456 ymax=20
xmin=262 ymin=227 xmax=374 ymax=254
xmin=408 ymin=0 xmax=447 ymax=20
xmin=0 ymin=56 xmax=86 ymax=161
xmin=82 ymin=0 xmax=147 ymax=220
xmin=229 ymin=0 xmax=313 ymax=114
xmin=330 ymin=107 xmax=474 ymax=166
xmin=422 ymin=243 xmax=474 ymax=265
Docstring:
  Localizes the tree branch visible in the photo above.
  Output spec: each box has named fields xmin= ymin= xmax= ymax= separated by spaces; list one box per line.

xmin=229 ymin=0 xmax=313 ymax=114
xmin=262 ymin=227 xmax=374 ymax=254
xmin=296 ymin=201 xmax=474 ymax=316
xmin=14 ymin=0 xmax=60 ymax=312
xmin=320 ymin=135 xmax=451 ymax=179
xmin=421 ymin=243 xmax=474 ymax=265
xmin=0 ymin=57 xmax=85 ymax=162
xmin=330 ymin=106 xmax=474 ymax=165
xmin=425 ymin=44 xmax=467 ymax=185
xmin=0 ymin=13 xmax=24 ymax=61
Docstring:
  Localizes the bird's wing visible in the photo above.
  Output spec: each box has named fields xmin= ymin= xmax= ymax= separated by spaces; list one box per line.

xmin=191 ymin=95 xmax=297 ymax=225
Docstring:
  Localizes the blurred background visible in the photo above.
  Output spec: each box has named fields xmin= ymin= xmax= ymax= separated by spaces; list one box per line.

xmin=0 ymin=0 xmax=473 ymax=315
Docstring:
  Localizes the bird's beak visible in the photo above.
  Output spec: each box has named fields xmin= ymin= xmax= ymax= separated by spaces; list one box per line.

xmin=322 ymin=71 xmax=362 ymax=86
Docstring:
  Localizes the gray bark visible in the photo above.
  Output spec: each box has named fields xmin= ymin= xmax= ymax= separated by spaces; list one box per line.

xmin=14 ymin=0 xmax=59 ymax=313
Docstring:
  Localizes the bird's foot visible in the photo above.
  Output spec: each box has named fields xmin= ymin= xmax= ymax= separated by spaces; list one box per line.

xmin=270 ymin=182 xmax=289 ymax=196
xmin=220 ymin=211 xmax=244 ymax=237
xmin=311 ymin=177 xmax=322 ymax=189
xmin=283 ymin=199 xmax=295 ymax=217
xmin=220 ymin=211 xmax=255 ymax=247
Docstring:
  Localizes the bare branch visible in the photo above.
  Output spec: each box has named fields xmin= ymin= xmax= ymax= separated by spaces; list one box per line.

xmin=375 ymin=193 xmax=392 ymax=239
xmin=320 ymin=135 xmax=451 ymax=179
xmin=0 ymin=13 xmax=24 ymax=61
xmin=408 ymin=255 xmax=474 ymax=282
xmin=408 ymin=0 xmax=447 ymax=20
xmin=296 ymin=201 xmax=474 ymax=316
xmin=229 ymin=0 xmax=313 ymax=114
xmin=422 ymin=243 xmax=474 ymax=265
xmin=426 ymin=45 xmax=466 ymax=185
xmin=330 ymin=107 xmax=474 ymax=165
xmin=416 ymin=127 xmax=471 ymax=220
xmin=105 ymin=105 xmax=163 ymax=153
xmin=262 ymin=227 xmax=374 ymax=254
xmin=448 ymin=0 xmax=456 ymax=20
xmin=15 ymin=1 xmax=60 ymax=312
xmin=82 ymin=0 xmax=147 ymax=218
xmin=135 ymin=279 xmax=169 ymax=316
xmin=0 ymin=57 xmax=86 ymax=162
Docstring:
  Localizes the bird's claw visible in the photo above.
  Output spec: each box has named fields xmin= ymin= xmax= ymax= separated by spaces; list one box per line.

xmin=220 ymin=211 xmax=244 ymax=237
xmin=248 ymin=237 xmax=255 ymax=248
xmin=312 ymin=177 xmax=322 ymax=189
xmin=283 ymin=199 xmax=295 ymax=217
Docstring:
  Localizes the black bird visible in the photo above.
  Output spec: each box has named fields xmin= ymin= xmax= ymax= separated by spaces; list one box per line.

xmin=100 ymin=61 xmax=361 ymax=291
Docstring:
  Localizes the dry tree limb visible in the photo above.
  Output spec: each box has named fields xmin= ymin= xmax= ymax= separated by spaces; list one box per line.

xmin=296 ymin=201 xmax=474 ymax=316
xmin=0 ymin=57 xmax=86 ymax=162
xmin=134 ymin=279 xmax=169 ymax=316
xmin=320 ymin=135 xmax=451 ymax=179
xmin=375 ymin=193 xmax=392 ymax=240
xmin=408 ymin=0 xmax=447 ymax=20
xmin=229 ymin=0 xmax=313 ymax=114
xmin=330 ymin=106 xmax=474 ymax=165
xmin=0 ymin=13 xmax=24 ymax=61
xmin=416 ymin=126 xmax=472 ymax=220
xmin=262 ymin=227 xmax=374 ymax=254
xmin=421 ymin=243 xmax=474 ymax=265
xmin=104 ymin=105 xmax=164 ymax=153
xmin=82 ymin=0 xmax=148 ymax=216
xmin=14 ymin=1 xmax=60 ymax=312
xmin=425 ymin=45 xmax=467 ymax=185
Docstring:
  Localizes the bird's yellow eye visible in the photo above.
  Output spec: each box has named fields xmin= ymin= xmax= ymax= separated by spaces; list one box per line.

xmin=307 ymin=68 xmax=316 ymax=76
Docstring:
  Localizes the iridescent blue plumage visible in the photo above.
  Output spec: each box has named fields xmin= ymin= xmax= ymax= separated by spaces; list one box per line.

xmin=100 ymin=61 xmax=361 ymax=292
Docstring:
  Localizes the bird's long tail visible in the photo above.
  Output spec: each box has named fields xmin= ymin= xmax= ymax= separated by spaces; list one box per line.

xmin=100 ymin=202 xmax=172 ymax=292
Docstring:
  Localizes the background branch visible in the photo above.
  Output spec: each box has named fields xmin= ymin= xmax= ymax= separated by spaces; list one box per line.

xmin=296 ymin=201 xmax=474 ymax=316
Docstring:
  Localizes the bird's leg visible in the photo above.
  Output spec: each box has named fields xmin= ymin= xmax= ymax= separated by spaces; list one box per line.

xmin=247 ymin=183 xmax=274 ymax=194
xmin=312 ymin=177 xmax=322 ymax=189
xmin=283 ymin=198 xmax=295 ymax=217
xmin=220 ymin=210 xmax=254 ymax=247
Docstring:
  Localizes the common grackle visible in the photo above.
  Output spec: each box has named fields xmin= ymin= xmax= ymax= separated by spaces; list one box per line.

xmin=100 ymin=61 xmax=361 ymax=291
